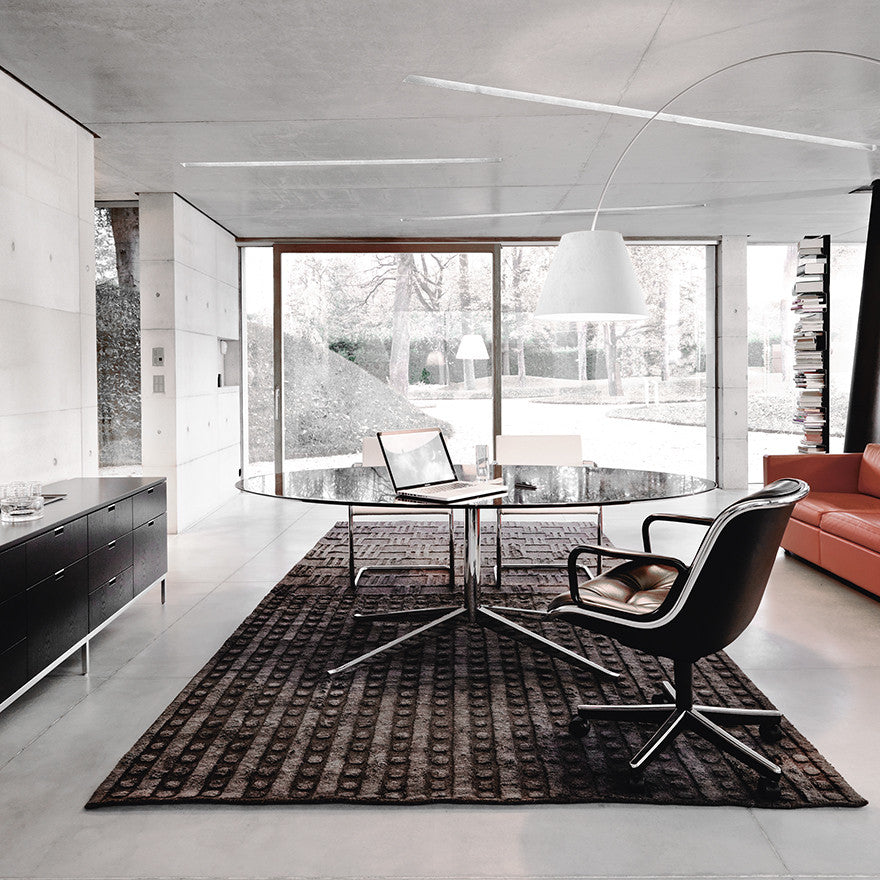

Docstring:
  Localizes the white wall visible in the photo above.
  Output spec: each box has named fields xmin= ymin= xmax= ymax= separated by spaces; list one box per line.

xmin=140 ymin=194 xmax=240 ymax=532
xmin=0 ymin=71 xmax=97 ymax=486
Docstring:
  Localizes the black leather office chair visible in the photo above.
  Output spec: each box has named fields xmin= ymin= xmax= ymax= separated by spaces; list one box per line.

xmin=547 ymin=478 xmax=809 ymax=798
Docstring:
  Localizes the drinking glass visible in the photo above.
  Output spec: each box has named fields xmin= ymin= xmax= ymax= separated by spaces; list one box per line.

xmin=0 ymin=481 xmax=44 ymax=523
xmin=475 ymin=444 xmax=489 ymax=479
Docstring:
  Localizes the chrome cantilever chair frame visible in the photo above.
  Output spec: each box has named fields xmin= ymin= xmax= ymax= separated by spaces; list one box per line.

xmin=550 ymin=479 xmax=809 ymax=797
xmin=347 ymin=437 xmax=454 ymax=588
xmin=493 ymin=434 xmax=603 ymax=587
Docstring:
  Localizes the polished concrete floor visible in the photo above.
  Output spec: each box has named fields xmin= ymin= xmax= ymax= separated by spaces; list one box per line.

xmin=1 ymin=488 xmax=879 ymax=880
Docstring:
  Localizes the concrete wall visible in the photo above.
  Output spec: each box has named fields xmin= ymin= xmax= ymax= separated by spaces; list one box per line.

xmin=708 ymin=236 xmax=749 ymax=489
xmin=140 ymin=194 xmax=240 ymax=532
xmin=0 ymin=71 xmax=97 ymax=485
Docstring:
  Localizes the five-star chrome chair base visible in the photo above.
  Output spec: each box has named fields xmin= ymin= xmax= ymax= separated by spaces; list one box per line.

xmin=568 ymin=658 xmax=784 ymax=798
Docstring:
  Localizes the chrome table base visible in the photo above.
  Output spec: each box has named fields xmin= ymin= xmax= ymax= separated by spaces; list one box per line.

xmin=328 ymin=508 xmax=617 ymax=679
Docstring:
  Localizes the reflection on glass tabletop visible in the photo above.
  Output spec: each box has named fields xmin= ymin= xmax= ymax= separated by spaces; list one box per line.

xmin=239 ymin=465 xmax=715 ymax=509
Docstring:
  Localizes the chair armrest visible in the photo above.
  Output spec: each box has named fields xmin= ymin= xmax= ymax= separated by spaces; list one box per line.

xmin=641 ymin=513 xmax=714 ymax=552
xmin=763 ymin=452 xmax=861 ymax=492
xmin=567 ymin=544 xmax=687 ymax=604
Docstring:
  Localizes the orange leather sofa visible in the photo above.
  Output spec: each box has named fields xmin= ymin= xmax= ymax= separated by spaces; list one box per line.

xmin=764 ymin=445 xmax=880 ymax=599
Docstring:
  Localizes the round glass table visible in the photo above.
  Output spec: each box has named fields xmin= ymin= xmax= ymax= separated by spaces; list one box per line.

xmin=240 ymin=465 xmax=715 ymax=676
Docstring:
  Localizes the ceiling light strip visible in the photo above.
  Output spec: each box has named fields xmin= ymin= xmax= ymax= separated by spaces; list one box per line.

xmin=404 ymin=75 xmax=876 ymax=152
xmin=401 ymin=203 xmax=705 ymax=222
xmin=181 ymin=157 xmax=502 ymax=167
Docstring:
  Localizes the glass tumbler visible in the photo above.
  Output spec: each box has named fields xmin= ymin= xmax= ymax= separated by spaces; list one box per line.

xmin=475 ymin=445 xmax=489 ymax=480
xmin=0 ymin=481 xmax=44 ymax=523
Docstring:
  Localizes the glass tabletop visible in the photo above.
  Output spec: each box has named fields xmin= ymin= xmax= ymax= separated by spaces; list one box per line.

xmin=239 ymin=465 xmax=715 ymax=509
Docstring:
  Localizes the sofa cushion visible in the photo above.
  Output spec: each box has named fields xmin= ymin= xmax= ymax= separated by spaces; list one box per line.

xmin=818 ymin=531 xmax=880 ymax=599
xmin=780 ymin=518 xmax=821 ymax=564
xmin=792 ymin=492 xmax=880 ymax=526
xmin=819 ymin=511 xmax=880 ymax=553
xmin=858 ymin=444 xmax=880 ymax=497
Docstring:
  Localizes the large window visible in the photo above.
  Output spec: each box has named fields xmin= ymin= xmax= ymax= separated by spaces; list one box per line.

xmin=243 ymin=241 xmax=713 ymax=478
xmin=241 ymin=247 xmax=274 ymax=477
xmin=95 ymin=205 xmax=141 ymax=469
xmin=501 ymin=245 xmax=709 ymax=475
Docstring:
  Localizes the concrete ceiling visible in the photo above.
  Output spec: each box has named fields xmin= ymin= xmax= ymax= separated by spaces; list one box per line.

xmin=2 ymin=0 xmax=879 ymax=241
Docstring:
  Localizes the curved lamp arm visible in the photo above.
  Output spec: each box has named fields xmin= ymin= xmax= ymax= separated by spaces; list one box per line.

xmin=591 ymin=49 xmax=880 ymax=231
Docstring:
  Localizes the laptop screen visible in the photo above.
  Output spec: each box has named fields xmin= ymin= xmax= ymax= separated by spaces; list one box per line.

xmin=377 ymin=428 xmax=457 ymax=490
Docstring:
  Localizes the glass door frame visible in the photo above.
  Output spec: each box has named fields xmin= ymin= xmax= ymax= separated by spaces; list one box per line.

xmin=271 ymin=241 xmax=500 ymax=473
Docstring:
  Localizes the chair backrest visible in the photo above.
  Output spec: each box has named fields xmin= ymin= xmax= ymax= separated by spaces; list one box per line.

xmin=642 ymin=479 xmax=809 ymax=661
xmin=362 ymin=436 xmax=385 ymax=467
xmin=496 ymin=434 xmax=583 ymax=466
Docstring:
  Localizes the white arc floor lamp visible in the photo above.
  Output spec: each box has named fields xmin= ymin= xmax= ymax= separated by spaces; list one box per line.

xmin=409 ymin=49 xmax=880 ymax=326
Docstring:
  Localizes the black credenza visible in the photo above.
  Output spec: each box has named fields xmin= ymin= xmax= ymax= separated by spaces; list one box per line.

xmin=0 ymin=477 xmax=167 ymax=711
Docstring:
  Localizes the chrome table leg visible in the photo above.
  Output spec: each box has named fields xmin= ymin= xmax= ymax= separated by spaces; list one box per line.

xmin=328 ymin=607 xmax=466 ymax=676
xmin=478 ymin=607 xmax=618 ymax=678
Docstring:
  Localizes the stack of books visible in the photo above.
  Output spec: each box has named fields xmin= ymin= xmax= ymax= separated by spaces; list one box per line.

xmin=792 ymin=236 xmax=829 ymax=453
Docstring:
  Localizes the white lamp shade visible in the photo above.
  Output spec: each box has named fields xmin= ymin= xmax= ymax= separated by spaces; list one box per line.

xmin=455 ymin=333 xmax=490 ymax=360
xmin=535 ymin=230 xmax=647 ymax=322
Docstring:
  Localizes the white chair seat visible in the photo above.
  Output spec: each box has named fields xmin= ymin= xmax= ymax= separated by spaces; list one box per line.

xmin=347 ymin=436 xmax=455 ymax=587
xmin=494 ymin=434 xmax=604 ymax=584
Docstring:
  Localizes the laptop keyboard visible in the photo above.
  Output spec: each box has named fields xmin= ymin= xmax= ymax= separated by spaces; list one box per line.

xmin=414 ymin=481 xmax=471 ymax=495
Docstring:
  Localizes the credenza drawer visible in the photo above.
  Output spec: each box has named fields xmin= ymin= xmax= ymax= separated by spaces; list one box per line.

xmin=26 ymin=517 xmax=88 ymax=586
xmin=133 ymin=513 xmax=167 ymax=595
xmin=27 ymin=557 xmax=89 ymax=676
xmin=89 ymin=567 xmax=134 ymax=630
xmin=0 ymin=638 xmax=28 ymax=703
xmin=88 ymin=497 xmax=133 ymax=552
xmin=133 ymin=483 xmax=166 ymax=528
xmin=0 ymin=544 xmax=26 ymax=603
xmin=88 ymin=532 xmax=133 ymax=592
xmin=0 ymin=592 xmax=27 ymax=654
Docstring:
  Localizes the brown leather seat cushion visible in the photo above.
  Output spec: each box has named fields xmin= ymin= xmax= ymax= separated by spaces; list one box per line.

xmin=819 ymin=511 xmax=880 ymax=553
xmin=792 ymin=492 xmax=880 ymax=526
xmin=548 ymin=562 xmax=679 ymax=616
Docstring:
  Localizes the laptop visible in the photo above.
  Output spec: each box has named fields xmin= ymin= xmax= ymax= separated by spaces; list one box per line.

xmin=376 ymin=428 xmax=508 ymax=502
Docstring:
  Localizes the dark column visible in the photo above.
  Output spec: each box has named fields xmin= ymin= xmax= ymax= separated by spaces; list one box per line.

xmin=844 ymin=179 xmax=880 ymax=452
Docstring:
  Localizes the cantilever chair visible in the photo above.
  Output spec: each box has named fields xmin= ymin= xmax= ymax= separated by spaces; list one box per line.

xmin=547 ymin=478 xmax=809 ymax=798
xmin=347 ymin=436 xmax=454 ymax=588
xmin=494 ymin=434 xmax=604 ymax=585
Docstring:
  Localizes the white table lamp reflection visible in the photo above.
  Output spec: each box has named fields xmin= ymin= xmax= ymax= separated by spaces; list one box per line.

xmin=455 ymin=333 xmax=489 ymax=391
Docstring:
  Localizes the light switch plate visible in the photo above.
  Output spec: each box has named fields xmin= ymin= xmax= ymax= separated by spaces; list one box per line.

xmin=152 ymin=347 xmax=164 ymax=367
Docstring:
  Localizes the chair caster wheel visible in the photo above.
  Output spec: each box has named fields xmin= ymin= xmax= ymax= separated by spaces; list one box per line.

xmin=569 ymin=717 xmax=590 ymax=738
xmin=651 ymin=692 xmax=669 ymax=705
xmin=757 ymin=775 xmax=782 ymax=801
xmin=627 ymin=768 xmax=646 ymax=793
xmin=759 ymin=721 xmax=783 ymax=743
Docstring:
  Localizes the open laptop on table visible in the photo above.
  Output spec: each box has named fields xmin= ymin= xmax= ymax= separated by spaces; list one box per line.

xmin=376 ymin=427 xmax=508 ymax=502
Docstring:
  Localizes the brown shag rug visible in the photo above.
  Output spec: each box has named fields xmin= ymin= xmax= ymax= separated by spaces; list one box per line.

xmin=87 ymin=522 xmax=866 ymax=809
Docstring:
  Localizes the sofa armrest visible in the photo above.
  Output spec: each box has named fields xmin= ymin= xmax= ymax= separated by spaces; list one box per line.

xmin=763 ymin=453 xmax=863 ymax=493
